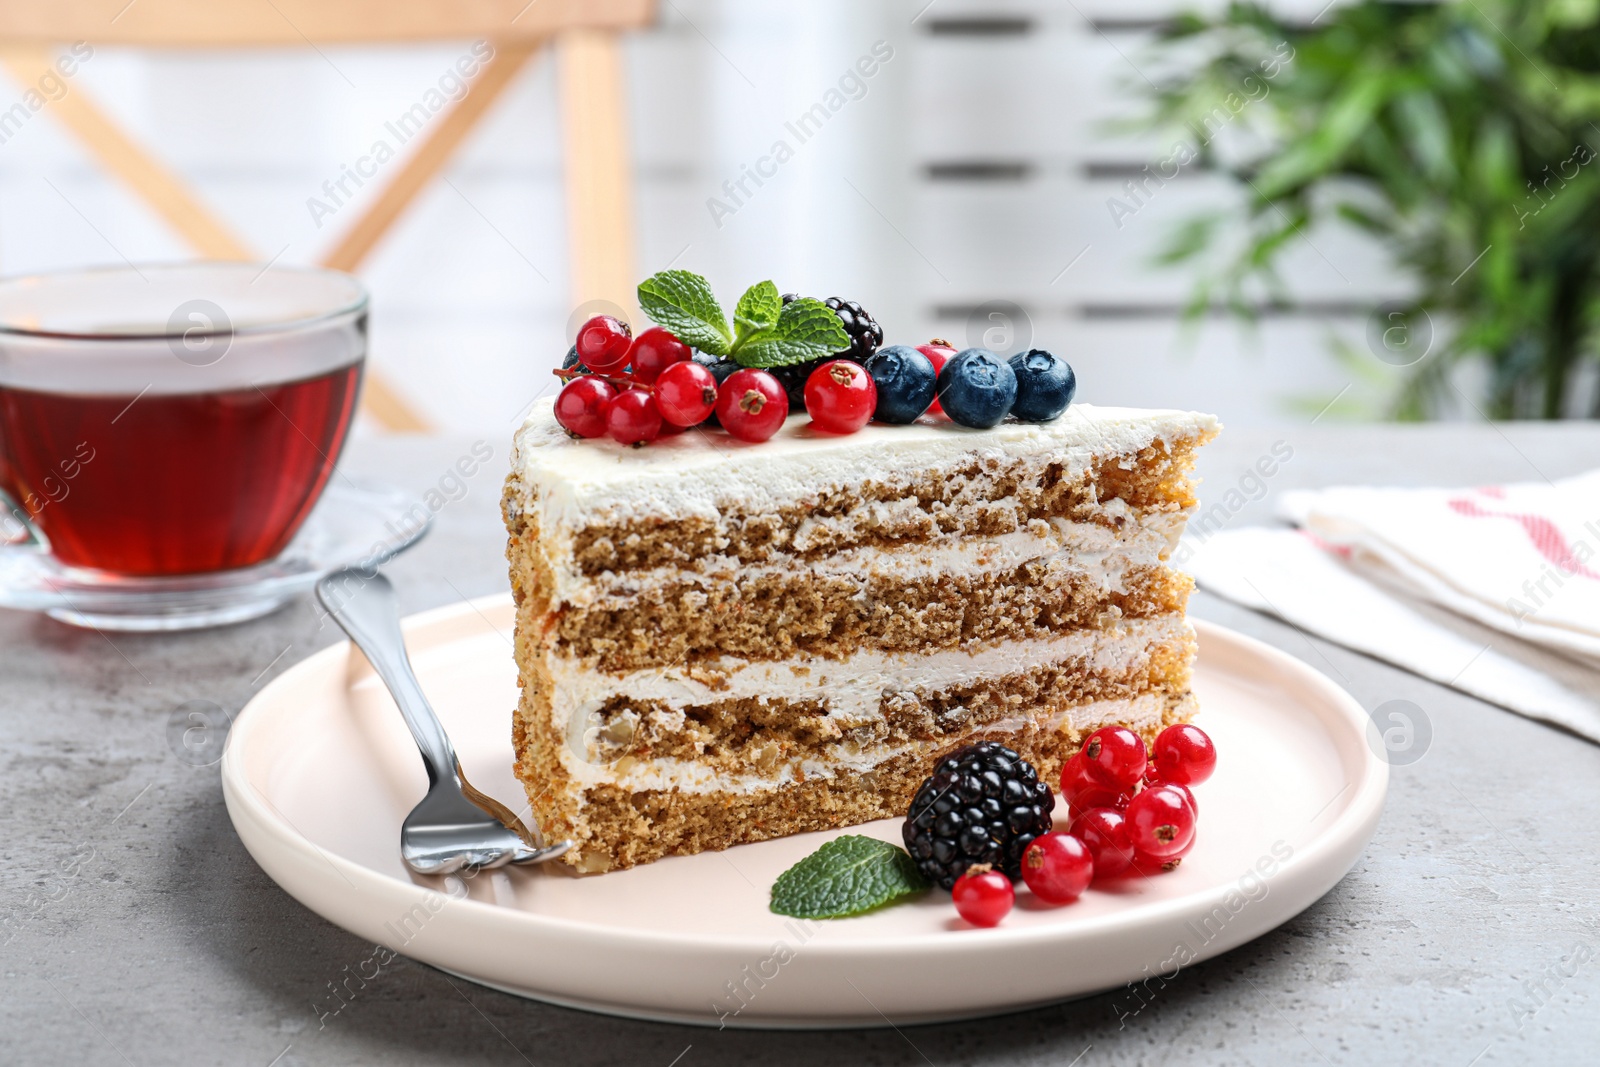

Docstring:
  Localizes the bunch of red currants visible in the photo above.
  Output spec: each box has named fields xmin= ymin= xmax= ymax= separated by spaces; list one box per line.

xmin=552 ymin=314 xmax=898 ymax=447
xmin=553 ymin=316 xmax=705 ymax=446
xmin=951 ymin=723 xmax=1217 ymax=928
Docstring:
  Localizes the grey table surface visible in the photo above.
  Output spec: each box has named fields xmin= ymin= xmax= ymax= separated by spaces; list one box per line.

xmin=3 ymin=423 xmax=1599 ymax=1067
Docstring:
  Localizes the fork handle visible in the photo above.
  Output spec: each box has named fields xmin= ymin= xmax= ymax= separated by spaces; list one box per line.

xmin=317 ymin=567 xmax=460 ymax=790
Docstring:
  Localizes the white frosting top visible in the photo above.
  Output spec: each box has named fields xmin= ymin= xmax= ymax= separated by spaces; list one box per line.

xmin=510 ymin=399 xmax=1220 ymax=528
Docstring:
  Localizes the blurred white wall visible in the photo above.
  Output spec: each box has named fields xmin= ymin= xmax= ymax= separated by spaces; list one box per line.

xmin=0 ymin=0 xmax=1416 ymax=433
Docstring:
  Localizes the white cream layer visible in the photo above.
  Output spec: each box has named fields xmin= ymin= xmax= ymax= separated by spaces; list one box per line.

xmin=552 ymin=501 xmax=1187 ymax=609
xmin=551 ymin=616 xmax=1195 ymax=796
xmin=562 ymin=690 xmax=1191 ymax=798
xmin=553 ymin=614 xmax=1191 ymax=724
xmin=511 ymin=399 xmax=1218 ymax=533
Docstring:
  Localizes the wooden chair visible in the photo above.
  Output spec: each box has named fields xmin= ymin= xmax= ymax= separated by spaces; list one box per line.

xmin=0 ymin=0 xmax=654 ymax=430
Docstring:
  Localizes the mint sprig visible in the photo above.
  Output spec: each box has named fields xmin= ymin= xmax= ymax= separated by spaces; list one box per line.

xmin=735 ymin=298 xmax=851 ymax=368
xmin=733 ymin=279 xmax=781 ymax=336
xmin=637 ymin=271 xmax=851 ymax=369
xmin=770 ymin=835 xmax=930 ymax=919
xmin=637 ymin=270 xmax=733 ymax=355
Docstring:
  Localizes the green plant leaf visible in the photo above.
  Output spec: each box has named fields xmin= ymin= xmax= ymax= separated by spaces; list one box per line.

xmin=1254 ymin=69 xmax=1391 ymax=198
xmin=732 ymin=297 xmax=851 ymax=368
xmin=1157 ymin=212 xmax=1224 ymax=264
xmin=637 ymin=270 xmax=732 ymax=355
xmin=1395 ymin=90 xmax=1455 ymax=184
xmin=733 ymin=280 xmax=782 ymax=340
xmin=769 ymin=835 xmax=929 ymax=920
xmin=1128 ymin=0 xmax=1600 ymax=419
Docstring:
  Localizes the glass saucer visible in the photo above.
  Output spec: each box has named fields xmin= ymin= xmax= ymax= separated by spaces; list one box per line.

xmin=0 ymin=479 xmax=430 ymax=632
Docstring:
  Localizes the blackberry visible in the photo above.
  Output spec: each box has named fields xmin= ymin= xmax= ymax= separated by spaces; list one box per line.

xmin=902 ymin=741 xmax=1054 ymax=889
xmin=770 ymin=358 xmax=829 ymax=411
xmin=823 ymin=296 xmax=883 ymax=362
xmin=772 ymin=294 xmax=883 ymax=409
xmin=562 ymin=344 xmax=589 ymax=375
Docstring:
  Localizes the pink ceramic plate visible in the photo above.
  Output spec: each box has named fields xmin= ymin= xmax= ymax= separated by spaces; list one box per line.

xmin=222 ymin=595 xmax=1386 ymax=1028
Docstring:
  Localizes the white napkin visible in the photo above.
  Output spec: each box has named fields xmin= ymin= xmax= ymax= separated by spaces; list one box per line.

xmin=1181 ymin=470 xmax=1600 ymax=744
xmin=1282 ymin=471 xmax=1600 ymax=664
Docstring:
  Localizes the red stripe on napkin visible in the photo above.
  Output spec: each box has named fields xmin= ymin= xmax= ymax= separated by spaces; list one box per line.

xmin=1447 ymin=497 xmax=1600 ymax=580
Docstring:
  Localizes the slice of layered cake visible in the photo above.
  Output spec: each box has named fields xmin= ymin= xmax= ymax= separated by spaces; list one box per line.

xmin=504 ymin=401 xmax=1219 ymax=873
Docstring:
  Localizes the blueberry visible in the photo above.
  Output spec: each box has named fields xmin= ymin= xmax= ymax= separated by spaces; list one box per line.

xmin=568 ymin=342 xmax=633 ymax=376
xmin=865 ymin=345 xmax=936 ymax=424
xmin=937 ymin=348 xmax=1017 ymax=429
xmin=1008 ymin=349 xmax=1076 ymax=422
xmin=701 ymin=355 xmax=739 ymax=388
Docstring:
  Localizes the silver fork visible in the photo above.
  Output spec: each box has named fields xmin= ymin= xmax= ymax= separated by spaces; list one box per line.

xmin=315 ymin=567 xmax=570 ymax=875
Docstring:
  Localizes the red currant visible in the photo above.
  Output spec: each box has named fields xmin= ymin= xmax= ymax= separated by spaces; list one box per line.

xmin=1134 ymin=833 xmax=1194 ymax=875
xmin=951 ymin=865 xmax=1014 ymax=927
xmin=1059 ymin=753 xmax=1133 ymax=815
xmin=1160 ymin=781 xmax=1198 ymax=819
xmin=1069 ymin=807 xmax=1135 ymax=879
xmin=553 ymin=376 xmax=617 ymax=439
xmin=804 ymin=359 xmax=877 ymax=434
xmin=1080 ymin=726 xmax=1147 ymax=790
xmin=628 ymin=327 xmax=691 ymax=385
xmin=653 ymin=360 xmax=719 ymax=427
xmin=916 ymin=340 xmax=956 ymax=416
xmin=715 ymin=368 xmax=789 ymax=442
xmin=605 ymin=389 xmax=662 ymax=446
xmin=1150 ymin=723 xmax=1217 ymax=786
xmin=1021 ymin=832 xmax=1094 ymax=904
xmin=1124 ymin=784 xmax=1196 ymax=859
xmin=576 ymin=314 xmax=633 ymax=375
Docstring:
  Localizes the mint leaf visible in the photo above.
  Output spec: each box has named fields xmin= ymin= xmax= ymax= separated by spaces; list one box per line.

xmin=733 ymin=280 xmax=781 ymax=339
xmin=638 ymin=270 xmax=732 ymax=355
xmin=770 ymin=835 xmax=929 ymax=919
xmin=733 ymin=297 xmax=851 ymax=368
